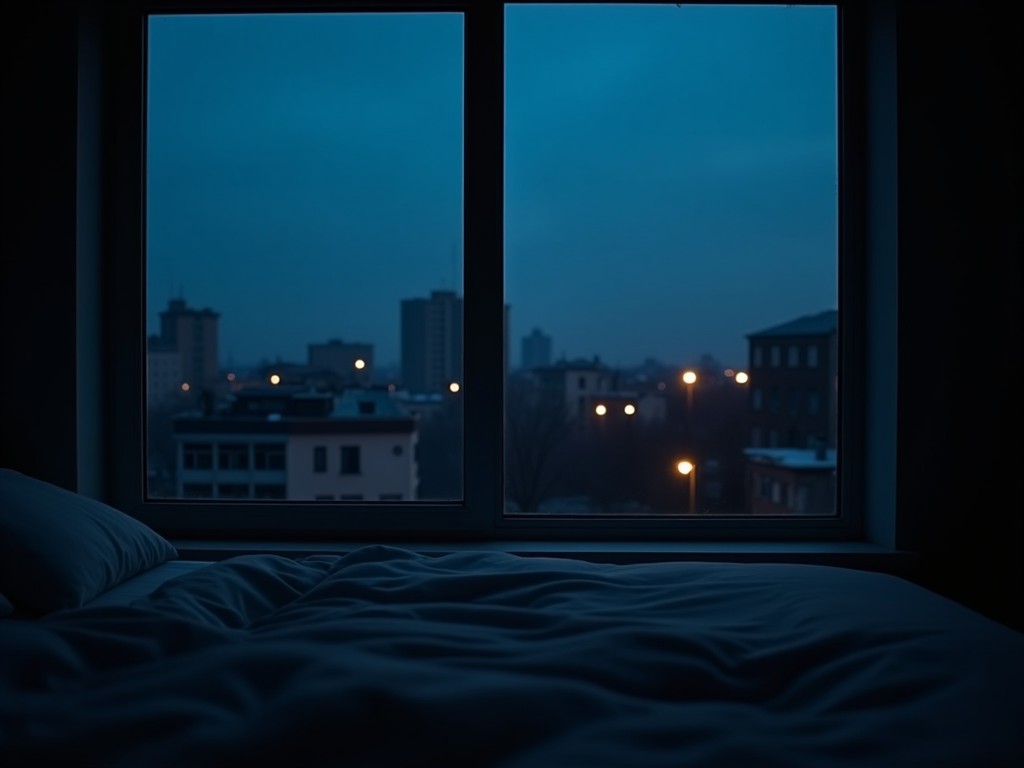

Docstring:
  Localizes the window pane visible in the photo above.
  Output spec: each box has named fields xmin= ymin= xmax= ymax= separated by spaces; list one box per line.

xmin=505 ymin=4 xmax=838 ymax=516
xmin=145 ymin=13 xmax=464 ymax=502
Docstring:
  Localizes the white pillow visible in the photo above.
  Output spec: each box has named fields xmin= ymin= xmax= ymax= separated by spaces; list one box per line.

xmin=0 ymin=469 xmax=178 ymax=615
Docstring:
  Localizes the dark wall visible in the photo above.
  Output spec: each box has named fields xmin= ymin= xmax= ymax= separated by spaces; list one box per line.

xmin=895 ymin=1 xmax=1023 ymax=630
xmin=1 ymin=1 xmax=1021 ymax=629
xmin=1 ymin=2 xmax=82 ymax=491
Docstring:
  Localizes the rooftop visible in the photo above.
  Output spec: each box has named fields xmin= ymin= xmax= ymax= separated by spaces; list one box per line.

xmin=747 ymin=309 xmax=837 ymax=339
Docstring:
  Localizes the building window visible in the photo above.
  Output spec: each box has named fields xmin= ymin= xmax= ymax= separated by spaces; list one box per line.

xmin=752 ymin=346 xmax=763 ymax=368
xmin=218 ymin=443 xmax=249 ymax=471
xmin=752 ymin=387 xmax=763 ymax=412
xmin=340 ymin=446 xmax=361 ymax=475
xmin=254 ymin=484 xmax=286 ymax=499
xmin=770 ymin=346 xmax=781 ymax=368
xmin=183 ymin=483 xmax=213 ymax=498
xmin=313 ymin=446 xmax=327 ymax=474
xmin=788 ymin=345 xmax=800 ymax=368
xmin=807 ymin=344 xmax=819 ymax=368
xmin=217 ymin=483 xmax=249 ymax=499
xmin=807 ymin=390 xmax=821 ymax=416
xmin=253 ymin=444 xmax=286 ymax=471
xmin=182 ymin=443 xmax=213 ymax=470
xmin=787 ymin=388 xmax=800 ymax=416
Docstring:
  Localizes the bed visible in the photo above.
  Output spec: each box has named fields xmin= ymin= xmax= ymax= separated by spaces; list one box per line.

xmin=2 ymin=468 xmax=1023 ymax=766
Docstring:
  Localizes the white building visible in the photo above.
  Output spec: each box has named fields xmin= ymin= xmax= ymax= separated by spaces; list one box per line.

xmin=174 ymin=387 xmax=418 ymax=501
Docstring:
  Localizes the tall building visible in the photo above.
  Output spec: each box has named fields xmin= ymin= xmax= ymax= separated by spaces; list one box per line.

xmin=743 ymin=309 xmax=838 ymax=515
xmin=156 ymin=298 xmax=220 ymax=393
xmin=521 ymin=328 xmax=552 ymax=370
xmin=745 ymin=309 xmax=837 ymax=450
xmin=401 ymin=290 xmax=463 ymax=394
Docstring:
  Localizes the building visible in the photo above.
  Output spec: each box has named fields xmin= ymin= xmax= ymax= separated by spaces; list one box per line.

xmin=146 ymin=340 xmax=182 ymax=406
xmin=308 ymin=339 xmax=374 ymax=388
xmin=743 ymin=446 xmax=836 ymax=515
xmin=148 ymin=298 xmax=221 ymax=401
xmin=173 ymin=387 xmax=418 ymax=501
xmin=401 ymin=290 xmax=463 ymax=394
xmin=521 ymin=328 xmax=552 ymax=370
xmin=745 ymin=309 xmax=837 ymax=450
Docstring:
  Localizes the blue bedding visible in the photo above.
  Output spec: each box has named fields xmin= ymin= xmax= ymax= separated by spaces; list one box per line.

xmin=1 ymin=545 xmax=1022 ymax=766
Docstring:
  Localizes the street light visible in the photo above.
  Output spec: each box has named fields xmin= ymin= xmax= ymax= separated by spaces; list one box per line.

xmin=681 ymin=369 xmax=697 ymax=428
xmin=676 ymin=459 xmax=696 ymax=514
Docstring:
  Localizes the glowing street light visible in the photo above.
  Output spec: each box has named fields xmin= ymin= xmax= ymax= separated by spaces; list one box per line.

xmin=676 ymin=459 xmax=697 ymax=514
xmin=735 ymin=371 xmax=749 ymax=384
xmin=449 ymin=382 xmax=461 ymax=393
xmin=594 ymin=403 xmax=608 ymax=416
xmin=681 ymin=369 xmax=697 ymax=422
xmin=354 ymin=359 xmax=366 ymax=370
xmin=623 ymin=403 xmax=636 ymax=416
xmin=269 ymin=373 xmax=281 ymax=386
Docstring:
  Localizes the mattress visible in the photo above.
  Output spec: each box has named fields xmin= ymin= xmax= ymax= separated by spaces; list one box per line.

xmin=1 ymin=545 xmax=1022 ymax=766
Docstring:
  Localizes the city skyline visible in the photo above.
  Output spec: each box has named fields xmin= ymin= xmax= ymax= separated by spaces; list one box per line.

xmin=147 ymin=5 xmax=837 ymax=372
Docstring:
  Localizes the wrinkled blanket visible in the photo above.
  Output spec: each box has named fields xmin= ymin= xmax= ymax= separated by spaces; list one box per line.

xmin=2 ymin=546 xmax=1022 ymax=766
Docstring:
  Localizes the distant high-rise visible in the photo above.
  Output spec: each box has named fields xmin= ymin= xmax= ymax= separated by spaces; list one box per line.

xmin=521 ymin=328 xmax=552 ymax=370
xmin=401 ymin=290 xmax=463 ymax=394
xmin=149 ymin=298 xmax=220 ymax=397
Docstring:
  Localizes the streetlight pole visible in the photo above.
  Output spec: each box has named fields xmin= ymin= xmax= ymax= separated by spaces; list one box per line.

xmin=676 ymin=459 xmax=696 ymax=514
xmin=681 ymin=370 xmax=697 ymax=435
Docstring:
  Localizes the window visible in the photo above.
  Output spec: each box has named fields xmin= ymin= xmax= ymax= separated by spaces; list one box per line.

xmin=218 ymin=444 xmax=249 ymax=471
xmin=788 ymin=345 xmax=801 ymax=368
xmin=807 ymin=344 xmax=819 ymax=368
xmin=340 ymin=446 xmax=361 ymax=475
xmin=182 ymin=443 xmax=213 ymax=470
xmin=253 ymin=444 xmax=286 ymax=471
xmin=110 ymin=1 xmax=872 ymax=541
xmin=314 ymin=446 xmax=327 ymax=474
xmin=218 ymin=483 xmax=250 ymax=499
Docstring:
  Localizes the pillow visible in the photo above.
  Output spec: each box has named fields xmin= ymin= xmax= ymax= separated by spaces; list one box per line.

xmin=0 ymin=468 xmax=178 ymax=615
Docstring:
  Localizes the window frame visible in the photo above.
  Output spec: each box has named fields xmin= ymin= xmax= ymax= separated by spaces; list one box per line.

xmin=106 ymin=0 xmax=876 ymax=544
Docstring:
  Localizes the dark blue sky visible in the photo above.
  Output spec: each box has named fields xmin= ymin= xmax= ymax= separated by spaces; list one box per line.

xmin=147 ymin=5 xmax=836 ymax=371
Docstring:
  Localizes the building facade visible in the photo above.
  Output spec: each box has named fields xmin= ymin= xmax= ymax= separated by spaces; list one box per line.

xmin=521 ymin=328 xmax=552 ymax=371
xmin=401 ymin=290 xmax=463 ymax=394
xmin=173 ymin=388 xmax=418 ymax=501
xmin=157 ymin=297 xmax=220 ymax=393
xmin=745 ymin=309 xmax=837 ymax=450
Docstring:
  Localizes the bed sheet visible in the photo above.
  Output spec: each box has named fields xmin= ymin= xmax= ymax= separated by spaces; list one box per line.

xmin=1 ymin=545 xmax=1022 ymax=767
